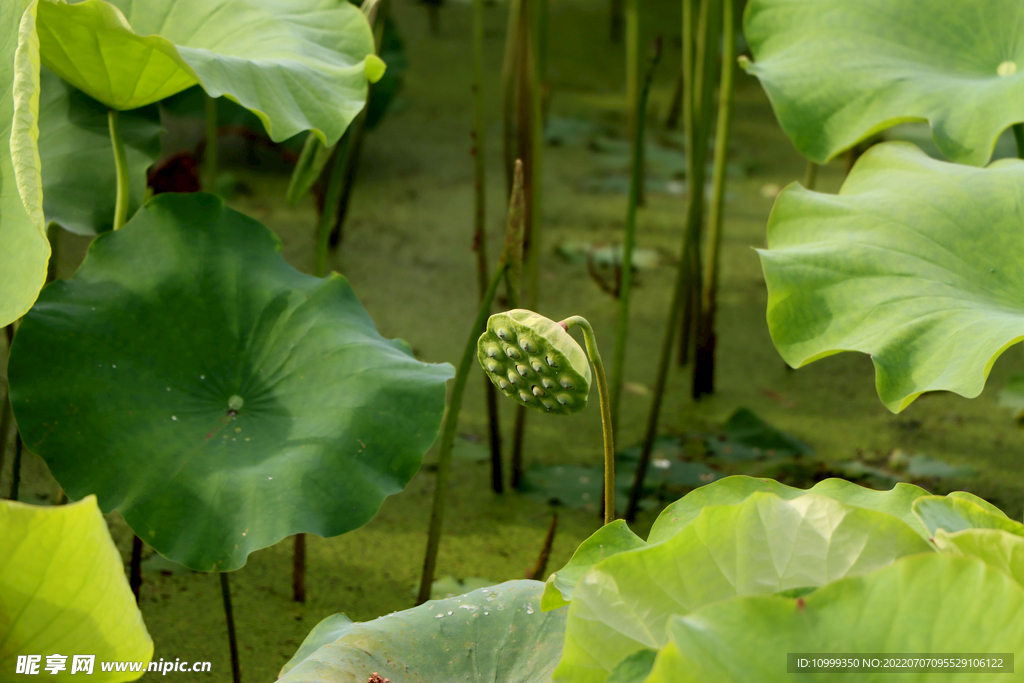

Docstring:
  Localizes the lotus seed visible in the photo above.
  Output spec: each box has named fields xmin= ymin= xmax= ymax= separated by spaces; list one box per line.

xmin=228 ymin=395 xmax=244 ymax=411
xmin=505 ymin=346 xmax=522 ymax=360
xmin=498 ymin=379 xmax=512 ymax=391
xmin=496 ymin=327 xmax=512 ymax=340
xmin=487 ymin=361 xmax=500 ymax=372
xmin=542 ymin=378 xmax=556 ymax=389
xmin=508 ymin=371 xmax=524 ymax=387
xmin=532 ymin=386 xmax=545 ymax=397
xmin=545 ymin=355 xmax=558 ymax=368
xmin=516 ymin=364 xmax=532 ymax=377
xmin=519 ymin=338 xmax=538 ymax=353
xmin=556 ymin=394 xmax=572 ymax=406
xmin=559 ymin=376 xmax=575 ymax=390
xmin=519 ymin=391 xmax=533 ymax=402
xmin=531 ymin=360 xmax=546 ymax=374
xmin=541 ymin=400 xmax=555 ymax=411
xmin=487 ymin=346 xmax=502 ymax=359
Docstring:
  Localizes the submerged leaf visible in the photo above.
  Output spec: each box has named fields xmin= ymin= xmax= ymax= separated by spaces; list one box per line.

xmin=760 ymin=142 xmax=1024 ymax=412
xmin=0 ymin=497 xmax=153 ymax=681
xmin=8 ymin=193 xmax=453 ymax=571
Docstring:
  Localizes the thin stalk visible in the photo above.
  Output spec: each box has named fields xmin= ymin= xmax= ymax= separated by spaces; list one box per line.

xmin=562 ymin=316 xmax=615 ymax=524
xmin=9 ymin=433 xmax=22 ymax=501
xmin=314 ymin=134 xmax=352 ymax=277
xmin=525 ymin=512 xmax=558 ymax=579
xmin=803 ymin=160 xmax=818 ymax=190
xmin=665 ymin=66 xmax=684 ymax=130
xmin=675 ymin=0 xmax=696 ymax=368
xmin=610 ymin=0 xmax=624 ymax=42
xmin=220 ymin=573 xmax=241 ymax=683
xmin=1014 ymin=123 xmax=1024 ymax=159
xmin=293 ymin=533 xmax=306 ymax=602
xmin=501 ymin=0 xmax=523 ymax=193
xmin=627 ymin=0 xmax=720 ymax=521
xmin=130 ymin=535 xmax=143 ymax=603
xmin=108 ymin=109 xmax=130 ymax=230
xmin=417 ymin=260 xmax=509 ymax=605
xmin=692 ymin=0 xmax=735 ymax=398
xmin=0 ymin=394 xmax=11 ymax=485
xmin=625 ymin=0 xmax=640 ymax=202
xmin=46 ymin=224 xmax=60 ymax=282
xmin=611 ymin=41 xmax=661 ymax=433
xmin=470 ymin=0 xmax=503 ymax=493
xmin=203 ymin=94 xmax=218 ymax=192
xmin=511 ymin=0 xmax=545 ymax=485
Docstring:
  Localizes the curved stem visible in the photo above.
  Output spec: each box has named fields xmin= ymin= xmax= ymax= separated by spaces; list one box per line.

xmin=561 ymin=316 xmax=615 ymax=524
xmin=803 ymin=160 xmax=818 ymax=190
xmin=417 ymin=261 xmax=509 ymax=605
xmin=108 ymin=109 xmax=130 ymax=230
xmin=203 ymin=94 xmax=218 ymax=193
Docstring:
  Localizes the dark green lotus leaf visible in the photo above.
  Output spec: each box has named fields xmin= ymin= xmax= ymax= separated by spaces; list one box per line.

xmin=553 ymin=492 xmax=931 ymax=683
xmin=541 ymin=520 xmax=646 ymax=611
xmin=1 ymin=496 xmax=153 ymax=681
xmin=37 ymin=0 xmax=376 ymax=145
xmin=742 ymin=0 xmax=1024 ymax=166
xmin=279 ymin=581 xmax=566 ymax=683
xmin=705 ymin=407 xmax=813 ymax=463
xmin=646 ymin=554 xmax=1024 ymax=682
xmin=0 ymin=0 xmax=48 ymax=328
xmin=39 ymin=68 xmax=161 ymax=236
xmin=8 ymin=193 xmax=453 ymax=571
xmin=913 ymin=496 xmax=1024 ymax=539
xmin=647 ymin=475 xmax=930 ymax=544
xmin=760 ymin=142 xmax=1024 ymax=412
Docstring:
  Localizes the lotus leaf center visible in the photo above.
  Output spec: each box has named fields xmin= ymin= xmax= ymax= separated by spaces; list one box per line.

xmin=997 ymin=60 xmax=1017 ymax=77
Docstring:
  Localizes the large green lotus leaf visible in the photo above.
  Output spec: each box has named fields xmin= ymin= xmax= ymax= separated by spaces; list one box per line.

xmin=541 ymin=520 xmax=646 ymax=611
xmin=742 ymin=0 xmax=1024 ymax=167
xmin=934 ymin=528 xmax=1024 ymax=591
xmin=913 ymin=496 xmax=1024 ymax=539
xmin=553 ymin=492 xmax=931 ymax=683
xmin=0 ymin=0 xmax=48 ymax=327
xmin=279 ymin=581 xmax=567 ymax=683
xmin=645 ymin=554 xmax=1024 ymax=683
xmin=39 ymin=67 xmax=161 ymax=236
xmin=760 ymin=142 xmax=1024 ymax=412
xmin=7 ymin=193 xmax=453 ymax=571
xmin=1 ymin=496 xmax=153 ymax=681
xmin=36 ymin=0 xmax=376 ymax=145
xmin=648 ymin=475 xmax=929 ymax=544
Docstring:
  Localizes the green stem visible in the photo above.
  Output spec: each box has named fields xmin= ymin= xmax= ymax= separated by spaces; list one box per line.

xmin=627 ymin=0 xmax=720 ymax=522
xmin=692 ymin=0 xmax=735 ymax=398
xmin=203 ymin=94 xmax=218 ymax=192
xmin=500 ymin=0 xmax=523 ymax=194
xmin=562 ymin=316 xmax=615 ymax=524
xmin=1014 ymin=124 xmax=1024 ymax=159
xmin=611 ymin=41 xmax=661 ymax=433
xmin=220 ymin=573 xmax=241 ymax=683
xmin=803 ymin=160 xmax=818 ymax=190
xmin=108 ymin=109 xmax=130 ymax=230
xmin=314 ymin=134 xmax=353 ymax=277
xmin=46 ymin=224 xmax=60 ymax=282
xmin=417 ymin=261 xmax=509 ymax=605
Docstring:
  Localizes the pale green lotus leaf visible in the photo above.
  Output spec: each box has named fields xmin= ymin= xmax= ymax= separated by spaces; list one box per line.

xmin=280 ymin=581 xmax=566 ymax=683
xmin=646 ymin=554 xmax=1024 ymax=682
xmin=648 ymin=475 xmax=929 ymax=543
xmin=913 ymin=495 xmax=1024 ymax=539
xmin=0 ymin=0 xmax=48 ymax=327
xmin=934 ymin=528 xmax=1024 ymax=590
xmin=542 ymin=520 xmax=646 ymax=611
xmin=760 ymin=142 xmax=1024 ymax=412
xmin=36 ymin=0 xmax=375 ymax=145
xmin=742 ymin=0 xmax=1024 ymax=166
xmin=553 ymin=492 xmax=931 ymax=683
xmin=0 ymin=496 xmax=153 ymax=681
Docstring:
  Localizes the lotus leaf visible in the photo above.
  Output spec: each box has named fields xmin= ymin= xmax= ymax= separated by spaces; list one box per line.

xmin=8 ymin=192 xmax=453 ymax=571
xmin=0 ymin=496 xmax=153 ymax=681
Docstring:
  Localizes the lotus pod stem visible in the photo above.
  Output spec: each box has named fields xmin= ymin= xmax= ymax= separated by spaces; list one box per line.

xmin=108 ymin=109 xmax=130 ymax=230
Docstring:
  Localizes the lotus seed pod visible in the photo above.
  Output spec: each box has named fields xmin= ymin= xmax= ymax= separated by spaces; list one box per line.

xmin=477 ymin=309 xmax=592 ymax=415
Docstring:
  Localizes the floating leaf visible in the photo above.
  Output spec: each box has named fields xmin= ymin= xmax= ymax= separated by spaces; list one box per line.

xmin=0 ymin=0 xmax=48 ymax=327
xmin=705 ymin=407 xmax=812 ymax=463
xmin=280 ymin=581 xmax=566 ymax=683
xmin=743 ymin=0 xmax=1024 ymax=166
xmin=648 ymin=475 xmax=930 ymax=544
xmin=760 ymin=142 xmax=1024 ymax=412
xmin=647 ymin=555 xmax=1024 ymax=682
xmin=1 ymin=496 xmax=153 ymax=681
xmin=8 ymin=193 xmax=453 ymax=571
xmin=553 ymin=492 xmax=930 ymax=683
xmin=37 ymin=0 xmax=376 ymax=145
xmin=39 ymin=68 xmax=161 ymax=236
xmin=541 ymin=520 xmax=646 ymax=611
